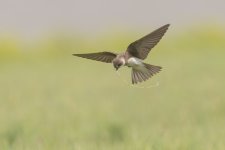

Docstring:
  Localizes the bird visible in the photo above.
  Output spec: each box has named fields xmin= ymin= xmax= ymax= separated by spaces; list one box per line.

xmin=73 ymin=24 xmax=170 ymax=84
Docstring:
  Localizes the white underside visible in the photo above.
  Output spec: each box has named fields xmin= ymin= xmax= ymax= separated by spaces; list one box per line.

xmin=127 ymin=57 xmax=147 ymax=72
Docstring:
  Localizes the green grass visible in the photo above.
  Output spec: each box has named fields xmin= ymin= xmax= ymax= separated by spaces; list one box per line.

xmin=0 ymin=26 xmax=225 ymax=149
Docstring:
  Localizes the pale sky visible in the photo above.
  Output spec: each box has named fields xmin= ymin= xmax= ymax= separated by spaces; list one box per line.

xmin=0 ymin=0 xmax=224 ymax=37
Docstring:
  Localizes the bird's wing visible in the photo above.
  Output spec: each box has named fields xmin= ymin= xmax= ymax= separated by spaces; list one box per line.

xmin=73 ymin=52 xmax=117 ymax=63
xmin=127 ymin=24 xmax=170 ymax=60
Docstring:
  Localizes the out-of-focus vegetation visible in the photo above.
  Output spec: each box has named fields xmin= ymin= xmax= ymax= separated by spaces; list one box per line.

xmin=0 ymin=25 xmax=225 ymax=150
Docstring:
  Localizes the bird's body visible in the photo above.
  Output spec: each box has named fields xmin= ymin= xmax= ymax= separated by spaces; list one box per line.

xmin=73 ymin=24 xmax=170 ymax=84
xmin=115 ymin=53 xmax=145 ymax=71
xmin=127 ymin=57 xmax=144 ymax=68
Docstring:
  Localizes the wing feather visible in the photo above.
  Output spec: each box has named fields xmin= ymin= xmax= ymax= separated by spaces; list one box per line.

xmin=73 ymin=52 xmax=117 ymax=63
xmin=127 ymin=24 xmax=170 ymax=60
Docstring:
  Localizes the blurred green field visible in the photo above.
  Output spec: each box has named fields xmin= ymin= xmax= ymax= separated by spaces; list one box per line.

xmin=0 ymin=26 xmax=225 ymax=150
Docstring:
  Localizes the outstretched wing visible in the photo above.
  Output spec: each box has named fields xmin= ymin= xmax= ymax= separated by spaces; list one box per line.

xmin=127 ymin=24 xmax=170 ymax=60
xmin=73 ymin=52 xmax=117 ymax=63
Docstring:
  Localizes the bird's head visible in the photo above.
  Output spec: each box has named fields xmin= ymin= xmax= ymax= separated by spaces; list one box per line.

xmin=112 ymin=58 xmax=124 ymax=71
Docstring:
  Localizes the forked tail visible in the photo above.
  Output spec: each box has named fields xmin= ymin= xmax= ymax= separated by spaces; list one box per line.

xmin=131 ymin=63 xmax=162 ymax=84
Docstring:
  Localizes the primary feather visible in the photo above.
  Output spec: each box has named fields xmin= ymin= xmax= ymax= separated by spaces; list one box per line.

xmin=73 ymin=52 xmax=117 ymax=63
xmin=127 ymin=24 xmax=170 ymax=60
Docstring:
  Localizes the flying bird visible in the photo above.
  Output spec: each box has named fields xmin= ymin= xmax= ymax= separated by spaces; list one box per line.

xmin=73 ymin=24 xmax=170 ymax=84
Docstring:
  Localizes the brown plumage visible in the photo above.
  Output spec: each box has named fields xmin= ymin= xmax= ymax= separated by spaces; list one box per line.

xmin=73 ymin=24 xmax=170 ymax=84
xmin=127 ymin=24 xmax=170 ymax=60
xmin=72 ymin=52 xmax=117 ymax=63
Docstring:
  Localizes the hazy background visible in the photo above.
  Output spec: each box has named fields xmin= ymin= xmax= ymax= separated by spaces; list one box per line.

xmin=0 ymin=0 xmax=225 ymax=149
xmin=1 ymin=0 xmax=225 ymax=37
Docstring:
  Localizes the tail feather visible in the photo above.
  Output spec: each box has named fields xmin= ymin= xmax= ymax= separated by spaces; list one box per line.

xmin=137 ymin=71 xmax=145 ymax=82
xmin=131 ymin=63 xmax=162 ymax=84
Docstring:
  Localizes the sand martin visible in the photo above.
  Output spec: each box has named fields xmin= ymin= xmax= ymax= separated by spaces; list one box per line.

xmin=73 ymin=24 xmax=170 ymax=84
